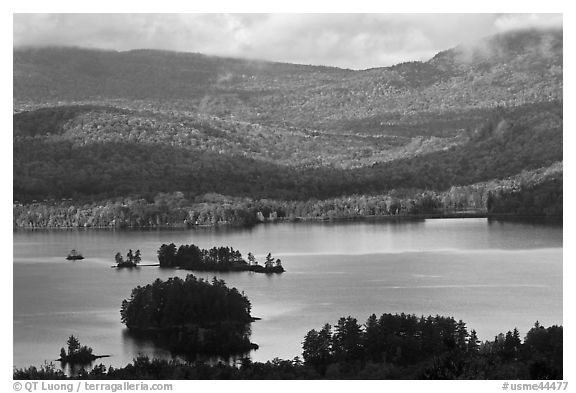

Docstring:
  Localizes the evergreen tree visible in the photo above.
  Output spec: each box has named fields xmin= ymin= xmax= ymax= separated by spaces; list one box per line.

xmin=502 ymin=329 xmax=521 ymax=360
xmin=265 ymin=253 xmax=274 ymax=268
xmin=127 ymin=249 xmax=134 ymax=264
xmin=364 ymin=314 xmax=382 ymax=362
xmin=455 ymin=319 xmax=469 ymax=350
xmin=114 ymin=252 xmax=124 ymax=265
xmin=157 ymin=243 xmax=177 ymax=267
xmin=67 ymin=335 xmax=81 ymax=356
xmin=302 ymin=324 xmax=333 ymax=374
xmin=468 ymin=329 xmax=479 ymax=352
xmin=333 ymin=317 xmax=363 ymax=362
xmin=133 ymin=249 xmax=141 ymax=265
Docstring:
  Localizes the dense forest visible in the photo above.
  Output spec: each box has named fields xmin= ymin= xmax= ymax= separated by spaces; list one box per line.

xmin=157 ymin=243 xmax=284 ymax=273
xmin=13 ymin=101 xmax=562 ymax=204
xmin=299 ymin=314 xmax=562 ymax=379
xmin=13 ymin=159 xmax=562 ymax=229
xmin=12 ymin=104 xmax=562 ymax=227
xmin=14 ymin=314 xmax=562 ymax=380
xmin=120 ymin=275 xmax=256 ymax=356
xmin=487 ymin=178 xmax=563 ymax=216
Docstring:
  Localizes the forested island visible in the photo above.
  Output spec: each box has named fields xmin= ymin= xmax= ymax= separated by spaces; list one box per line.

xmin=57 ymin=335 xmax=108 ymax=365
xmin=120 ymin=275 xmax=258 ymax=356
xmin=15 ymin=313 xmax=562 ymax=379
xmin=157 ymin=243 xmax=284 ymax=273
xmin=114 ymin=249 xmax=141 ymax=268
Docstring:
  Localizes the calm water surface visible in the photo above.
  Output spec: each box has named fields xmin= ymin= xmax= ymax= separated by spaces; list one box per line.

xmin=13 ymin=218 xmax=562 ymax=369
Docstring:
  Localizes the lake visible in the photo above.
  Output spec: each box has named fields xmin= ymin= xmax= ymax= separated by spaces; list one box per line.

xmin=13 ymin=218 xmax=562 ymax=370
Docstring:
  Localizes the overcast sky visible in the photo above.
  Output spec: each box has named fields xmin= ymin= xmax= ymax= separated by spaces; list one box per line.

xmin=13 ymin=13 xmax=562 ymax=69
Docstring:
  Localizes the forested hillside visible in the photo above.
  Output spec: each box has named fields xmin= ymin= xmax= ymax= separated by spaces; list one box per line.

xmin=14 ymin=29 xmax=561 ymax=133
xmin=13 ymin=28 xmax=563 ymax=226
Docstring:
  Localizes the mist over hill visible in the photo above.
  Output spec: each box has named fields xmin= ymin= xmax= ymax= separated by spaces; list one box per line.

xmin=14 ymin=29 xmax=561 ymax=130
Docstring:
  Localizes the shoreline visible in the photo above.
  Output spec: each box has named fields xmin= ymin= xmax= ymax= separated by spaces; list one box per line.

xmin=13 ymin=212 xmax=562 ymax=231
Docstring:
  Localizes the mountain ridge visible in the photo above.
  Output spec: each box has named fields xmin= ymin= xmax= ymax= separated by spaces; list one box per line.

xmin=12 ymin=28 xmax=563 ymax=221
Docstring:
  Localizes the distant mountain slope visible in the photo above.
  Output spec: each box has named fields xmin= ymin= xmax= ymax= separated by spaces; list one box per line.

xmin=13 ymin=100 xmax=561 ymax=202
xmin=13 ymin=29 xmax=562 ymax=210
xmin=13 ymin=104 xmax=464 ymax=169
xmin=13 ymin=47 xmax=349 ymax=102
xmin=14 ymin=29 xmax=562 ymax=136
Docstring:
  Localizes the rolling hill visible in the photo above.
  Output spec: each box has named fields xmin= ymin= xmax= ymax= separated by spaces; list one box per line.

xmin=12 ymin=28 xmax=563 ymax=226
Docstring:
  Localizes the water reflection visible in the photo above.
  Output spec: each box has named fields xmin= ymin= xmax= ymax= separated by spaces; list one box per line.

xmin=487 ymin=216 xmax=563 ymax=228
xmin=60 ymin=361 xmax=93 ymax=378
xmin=121 ymin=329 xmax=250 ymax=367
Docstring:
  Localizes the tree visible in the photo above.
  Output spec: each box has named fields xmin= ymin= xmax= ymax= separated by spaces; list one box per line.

xmin=302 ymin=324 xmax=333 ymax=374
xmin=512 ymin=328 xmax=521 ymax=345
xmin=275 ymin=258 xmax=282 ymax=268
xmin=247 ymin=252 xmax=257 ymax=266
xmin=67 ymin=335 xmax=81 ymax=356
xmin=115 ymin=252 xmax=124 ymax=265
xmin=502 ymin=329 xmax=521 ymax=360
xmin=265 ymin=253 xmax=275 ymax=269
xmin=157 ymin=243 xmax=177 ymax=267
xmin=303 ymin=330 xmax=320 ymax=364
xmin=333 ymin=317 xmax=363 ymax=362
xmin=455 ymin=319 xmax=469 ymax=350
xmin=534 ymin=320 xmax=541 ymax=329
xmin=127 ymin=249 xmax=134 ymax=264
xmin=133 ymin=249 xmax=142 ymax=265
xmin=364 ymin=314 xmax=382 ymax=362
xmin=468 ymin=329 xmax=479 ymax=352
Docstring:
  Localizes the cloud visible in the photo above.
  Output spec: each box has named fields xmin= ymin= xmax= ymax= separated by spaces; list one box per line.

xmin=13 ymin=13 xmax=562 ymax=69
xmin=494 ymin=14 xmax=563 ymax=32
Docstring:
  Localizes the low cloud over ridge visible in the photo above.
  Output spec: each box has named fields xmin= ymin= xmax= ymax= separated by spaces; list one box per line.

xmin=13 ymin=13 xmax=562 ymax=69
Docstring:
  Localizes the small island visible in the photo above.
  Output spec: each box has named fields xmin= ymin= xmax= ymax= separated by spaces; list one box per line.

xmin=114 ymin=249 xmax=141 ymax=268
xmin=120 ymin=274 xmax=258 ymax=355
xmin=57 ymin=335 xmax=108 ymax=364
xmin=157 ymin=243 xmax=285 ymax=273
xmin=66 ymin=249 xmax=84 ymax=260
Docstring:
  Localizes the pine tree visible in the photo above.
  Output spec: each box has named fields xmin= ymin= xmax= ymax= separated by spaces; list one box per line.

xmin=534 ymin=320 xmax=541 ymax=329
xmin=302 ymin=324 xmax=333 ymax=374
xmin=512 ymin=328 xmax=521 ymax=348
xmin=365 ymin=314 xmax=381 ymax=361
xmin=127 ymin=249 xmax=134 ymax=264
xmin=265 ymin=253 xmax=274 ymax=268
xmin=333 ymin=317 xmax=363 ymax=362
xmin=67 ymin=335 xmax=81 ymax=356
xmin=455 ymin=319 xmax=469 ymax=349
xmin=468 ymin=329 xmax=479 ymax=352
xmin=133 ymin=249 xmax=141 ymax=265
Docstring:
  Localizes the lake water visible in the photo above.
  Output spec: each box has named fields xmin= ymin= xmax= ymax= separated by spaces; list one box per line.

xmin=13 ymin=218 xmax=562 ymax=370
